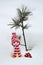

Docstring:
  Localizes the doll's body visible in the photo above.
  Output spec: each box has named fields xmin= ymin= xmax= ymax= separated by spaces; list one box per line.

xmin=11 ymin=33 xmax=22 ymax=57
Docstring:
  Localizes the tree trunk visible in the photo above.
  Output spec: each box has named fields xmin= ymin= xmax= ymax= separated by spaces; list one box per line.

xmin=22 ymin=22 xmax=28 ymax=51
xmin=22 ymin=29 xmax=28 ymax=51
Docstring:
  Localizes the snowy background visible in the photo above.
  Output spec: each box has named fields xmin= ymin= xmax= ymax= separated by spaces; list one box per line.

xmin=0 ymin=0 xmax=43 ymax=65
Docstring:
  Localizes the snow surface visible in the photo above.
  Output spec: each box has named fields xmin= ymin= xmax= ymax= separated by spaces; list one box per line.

xmin=0 ymin=0 xmax=43 ymax=65
xmin=0 ymin=32 xmax=43 ymax=65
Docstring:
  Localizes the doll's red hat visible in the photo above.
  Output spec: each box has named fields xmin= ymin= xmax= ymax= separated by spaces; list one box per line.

xmin=12 ymin=32 xmax=16 ymax=35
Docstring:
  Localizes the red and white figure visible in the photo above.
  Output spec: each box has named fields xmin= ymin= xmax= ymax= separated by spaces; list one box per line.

xmin=11 ymin=33 xmax=22 ymax=58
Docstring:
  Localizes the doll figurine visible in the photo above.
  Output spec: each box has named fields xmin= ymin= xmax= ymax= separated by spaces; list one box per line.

xmin=11 ymin=33 xmax=22 ymax=58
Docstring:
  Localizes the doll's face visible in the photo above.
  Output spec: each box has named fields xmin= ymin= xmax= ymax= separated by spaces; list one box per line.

xmin=13 ymin=42 xmax=19 ymax=47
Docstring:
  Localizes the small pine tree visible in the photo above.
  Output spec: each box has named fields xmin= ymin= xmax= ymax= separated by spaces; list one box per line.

xmin=9 ymin=6 xmax=32 ymax=51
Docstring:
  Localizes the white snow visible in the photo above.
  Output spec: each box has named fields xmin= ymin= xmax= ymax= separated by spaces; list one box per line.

xmin=0 ymin=0 xmax=43 ymax=65
xmin=0 ymin=32 xmax=43 ymax=65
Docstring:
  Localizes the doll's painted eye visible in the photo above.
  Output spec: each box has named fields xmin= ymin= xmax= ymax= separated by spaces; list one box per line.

xmin=13 ymin=42 xmax=17 ymax=46
xmin=13 ymin=43 xmax=15 ymax=45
